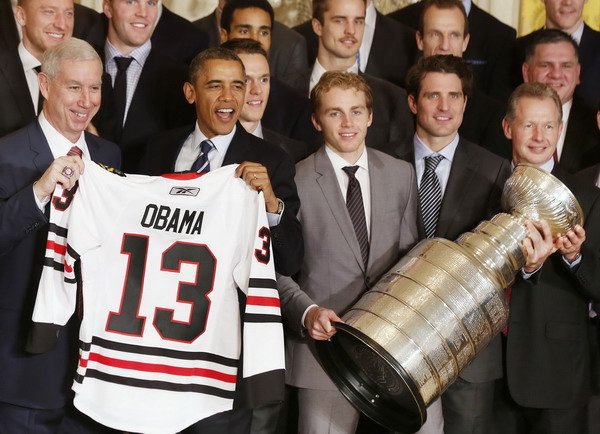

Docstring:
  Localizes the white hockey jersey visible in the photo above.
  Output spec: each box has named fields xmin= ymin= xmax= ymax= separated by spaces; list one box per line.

xmin=30 ymin=163 xmax=284 ymax=433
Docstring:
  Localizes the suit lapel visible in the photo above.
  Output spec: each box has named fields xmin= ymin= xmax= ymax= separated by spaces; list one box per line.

xmin=222 ymin=124 xmax=250 ymax=166
xmin=0 ymin=50 xmax=36 ymax=120
xmin=314 ymin=148 xmax=366 ymax=272
xmin=122 ymin=50 xmax=158 ymax=136
xmin=436 ymin=140 xmax=476 ymax=238
xmin=27 ymin=121 xmax=54 ymax=174
xmin=366 ymin=149 xmax=387 ymax=272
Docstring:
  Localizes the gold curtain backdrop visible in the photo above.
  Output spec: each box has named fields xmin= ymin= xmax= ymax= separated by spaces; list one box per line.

xmin=519 ymin=0 xmax=599 ymax=35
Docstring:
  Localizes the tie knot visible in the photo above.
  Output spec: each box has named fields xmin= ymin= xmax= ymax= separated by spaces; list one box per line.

xmin=67 ymin=146 xmax=83 ymax=158
xmin=424 ymin=155 xmax=443 ymax=172
xmin=200 ymin=139 xmax=213 ymax=154
xmin=114 ymin=56 xmax=134 ymax=72
xmin=343 ymin=165 xmax=360 ymax=178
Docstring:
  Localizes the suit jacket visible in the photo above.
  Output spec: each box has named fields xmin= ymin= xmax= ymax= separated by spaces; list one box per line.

xmin=0 ymin=48 xmax=36 ymax=138
xmin=575 ymin=163 xmax=600 ymax=187
xmin=389 ymin=2 xmax=516 ymax=101
xmin=193 ymin=10 xmax=220 ymax=48
xmin=283 ymin=69 xmax=414 ymax=156
xmin=139 ymin=123 xmax=303 ymax=277
xmin=293 ymin=11 xmax=417 ymax=87
xmin=262 ymin=77 xmax=320 ymax=153
xmin=397 ymin=137 xmax=511 ymax=382
xmin=514 ymin=24 xmax=600 ymax=111
xmin=95 ymin=48 xmax=196 ymax=173
xmin=262 ymin=126 xmax=310 ymax=163
xmin=0 ymin=0 xmax=18 ymax=52
xmin=269 ymin=21 xmax=308 ymax=79
xmin=0 ymin=121 xmax=121 ymax=409
xmin=558 ymin=99 xmax=600 ymax=174
xmin=278 ymin=146 xmax=418 ymax=389
xmin=506 ymin=165 xmax=600 ymax=409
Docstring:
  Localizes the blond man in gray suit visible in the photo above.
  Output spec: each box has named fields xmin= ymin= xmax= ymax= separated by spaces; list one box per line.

xmin=277 ymin=71 xmax=419 ymax=433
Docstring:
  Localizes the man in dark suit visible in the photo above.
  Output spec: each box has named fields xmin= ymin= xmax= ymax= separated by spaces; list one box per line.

xmin=514 ymin=0 xmax=600 ymax=111
xmin=0 ymin=37 xmax=120 ymax=433
xmin=284 ymin=0 xmax=414 ymax=157
xmin=522 ymin=29 xmax=600 ymax=174
xmin=396 ymin=54 xmax=511 ymax=434
xmin=0 ymin=0 xmax=74 ymax=139
xmin=93 ymin=0 xmax=195 ymax=173
xmin=222 ymin=38 xmax=310 ymax=163
xmin=218 ymin=0 xmax=318 ymax=151
xmin=501 ymin=82 xmax=600 ymax=434
xmin=389 ymin=0 xmax=516 ymax=101
xmin=293 ymin=0 xmax=417 ymax=87
xmin=278 ymin=70 xmax=418 ymax=433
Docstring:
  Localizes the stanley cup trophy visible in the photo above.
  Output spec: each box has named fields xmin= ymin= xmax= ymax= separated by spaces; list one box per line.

xmin=315 ymin=164 xmax=584 ymax=433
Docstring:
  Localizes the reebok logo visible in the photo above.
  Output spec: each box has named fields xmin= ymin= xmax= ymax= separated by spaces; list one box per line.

xmin=169 ymin=187 xmax=200 ymax=196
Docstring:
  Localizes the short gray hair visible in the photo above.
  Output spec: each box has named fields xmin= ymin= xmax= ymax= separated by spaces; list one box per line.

xmin=42 ymin=38 xmax=101 ymax=79
xmin=505 ymin=82 xmax=563 ymax=124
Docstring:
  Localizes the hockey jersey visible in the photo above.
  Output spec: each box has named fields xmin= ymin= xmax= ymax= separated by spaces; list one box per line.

xmin=29 ymin=163 xmax=284 ymax=433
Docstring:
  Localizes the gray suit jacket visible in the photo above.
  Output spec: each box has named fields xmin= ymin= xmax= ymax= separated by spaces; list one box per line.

xmin=278 ymin=146 xmax=418 ymax=390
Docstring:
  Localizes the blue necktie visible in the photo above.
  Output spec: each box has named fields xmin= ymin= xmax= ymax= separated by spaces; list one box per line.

xmin=190 ymin=139 xmax=213 ymax=173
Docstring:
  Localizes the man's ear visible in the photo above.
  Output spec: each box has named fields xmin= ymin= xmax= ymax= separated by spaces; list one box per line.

xmin=416 ymin=31 xmax=424 ymax=52
xmin=502 ymin=117 xmax=512 ymax=140
xmin=311 ymin=113 xmax=323 ymax=132
xmin=220 ymin=28 xmax=229 ymax=44
xmin=183 ymin=82 xmax=196 ymax=104
xmin=312 ymin=18 xmax=323 ymax=37
xmin=407 ymin=94 xmax=418 ymax=115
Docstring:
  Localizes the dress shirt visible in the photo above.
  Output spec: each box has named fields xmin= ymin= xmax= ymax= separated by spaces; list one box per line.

xmin=18 ymin=42 xmax=41 ymax=110
xmin=248 ymin=122 xmax=264 ymax=139
xmin=358 ymin=1 xmax=376 ymax=73
xmin=462 ymin=0 xmax=472 ymax=16
xmin=570 ymin=21 xmax=584 ymax=45
xmin=309 ymin=60 xmax=359 ymax=94
xmin=413 ymin=133 xmax=459 ymax=196
xmin=104 ymin=39 xmax=152 ymax=124
xmin=556 ymin=100 xmax=573 ymax=160
xmin=175 ymin=123 xmax=282 ymax=227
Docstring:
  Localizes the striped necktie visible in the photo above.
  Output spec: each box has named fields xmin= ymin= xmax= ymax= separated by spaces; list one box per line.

xmin=419 ymin=155 xmax=444 ymax=238
xmin=343 ymin=165 xmax=369 ymax=268
xmin=190 ymin=139 xmax=213 ymax=173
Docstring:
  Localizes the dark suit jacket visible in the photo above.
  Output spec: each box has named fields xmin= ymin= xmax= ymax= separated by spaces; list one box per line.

xmin=263 ymin=126 xmax=310 ymax=163
xmin=0 ymin=48 xmax=36 ymax=138
xmin=283 ymin=69 xmax=414 ymax=155
xmin=95 ymin=48 xmax=196 ymax=173
xmin=397 ymin=137 xmax=511 ymax=382
xmin=0 ymin=121 xmax=121 ymax=409
xmin=193 ymin=10 xmax=220 ymax=48
xmin=263 ymin=77 xmax=320 ymax=153
xmin=506 ymin=165 xmax=600 ymax=409
xmin=514 ymin=24 xmax=600 ymax=111
xmin=389 ymin=2 xmax=516 ymax=101
xmin=139 ymin=123 xmax=303 ymax=277
xmin=559 ymin=99 xmax=600 ymax=174
xmin=294 ymin=11 xmax=417 ymax=87
xmin=0 ymin=0 xmax=18 ymax=51
xmin=575 ymin=163 xmax=600 ymax=187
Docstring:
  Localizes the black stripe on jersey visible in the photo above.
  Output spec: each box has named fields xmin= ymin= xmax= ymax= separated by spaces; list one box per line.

xmin=64 ymin=276 xmax=77 ymax=284
xmin=245 ymin=313 xmax=282 ymax=324
xmin=83 ymin=369 xmax=236 ymax=399
xmin=81 ymin=336 xmax=238 ymax=366
xmin=248 ymin=278 xmax=277 ymax=289
xmin=44 ymin=257 xmax=64 ymax=272
xmin=67 ymin=244 xmax=80 ymax=260
xmin=48 ymin=223 xmax=68 ymax=238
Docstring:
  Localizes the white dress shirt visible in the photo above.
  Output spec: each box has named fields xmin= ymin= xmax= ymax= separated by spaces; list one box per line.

xmin=413 ymin=133 xmax=460 ymax=196
xmin=556 ymin=100 xmax=573 ymax=161
xmin=309 ymin=60 xmax=360 ymax=95
xmin=18 ymin=42 xmax=41 ymax=110
xmin=358 ymin=1 xmax=377 ymax=73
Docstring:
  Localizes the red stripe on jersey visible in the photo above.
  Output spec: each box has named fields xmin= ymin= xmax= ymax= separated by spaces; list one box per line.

xmin=161 ymin=172 xmax=205 ymax=180
xmin=85 ymin=352 xmax=237 ymax=383
xmin=47 ymin=240 xmax=67 ymax=255
xmin=246 ymin=296 xmax=280 ymax=307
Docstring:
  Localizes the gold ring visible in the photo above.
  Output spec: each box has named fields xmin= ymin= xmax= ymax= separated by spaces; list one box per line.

xmin=253 ymin=173 xmax=257 ymax=180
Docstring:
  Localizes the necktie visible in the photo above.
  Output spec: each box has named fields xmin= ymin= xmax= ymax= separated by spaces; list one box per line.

xmin=67 ymin=145 xmax=83 ymax=158
xmin=419 ymin=155 xmax=444 ymax=239
xmin=190 ymin=139 xmax=213 ymax=173
xmin=343 ymin=166 xmax=369 ymax=268
xmin=33 ymin=65 xmax=44 ymax=114
xmin=113 ymin=56 xmax=134 ymax=137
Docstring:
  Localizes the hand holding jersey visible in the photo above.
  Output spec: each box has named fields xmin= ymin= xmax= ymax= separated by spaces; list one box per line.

xmin=33 ymin=155 xmax=84 ymax=202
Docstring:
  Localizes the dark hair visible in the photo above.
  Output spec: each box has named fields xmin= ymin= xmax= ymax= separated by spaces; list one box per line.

xmin=406 ymin=54 xmax=473 ymax=98
xmin=310 ymin=71 xmax=373 ymax=114
xmin=506 ymin=82 xmax=563 ymax=124
xmin=418 ymin=0 xmax=469 ymax=36
xmin=221 ymin=0 xmax=274 ymax=32
xmin=524 ymin=28 xmax=579 ymax=63
xmin=221 ymin=38 xmax=268 ymax=60
xmin=188 ymin=47 xmax=245 ymax=83
xmin=313 ymin=0 xmax=366 ymax=24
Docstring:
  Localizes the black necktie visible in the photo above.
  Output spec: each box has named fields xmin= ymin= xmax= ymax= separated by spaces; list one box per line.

xmin=343 ymin=166 xmax=369 ymax=268
xmin=190 ymin=140 xmax=213 ymax=173
xmin=33 ymin=65 xmax=44 ymax=114
xmin=419 ymin=155 xmax=444 ymax=238
xmin=113 ymin=56 xmax=134 ymax=138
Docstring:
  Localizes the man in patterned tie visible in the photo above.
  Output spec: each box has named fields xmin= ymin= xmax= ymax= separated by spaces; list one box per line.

xmin=277 ymin=71 xmax=418 ymax=433
xmin=397 ymin=54 xmax=511 ymax=434
xmin=0 ymin=37 xmax=120 ymax=433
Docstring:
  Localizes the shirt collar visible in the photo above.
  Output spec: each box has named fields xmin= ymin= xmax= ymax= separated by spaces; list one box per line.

xmin=38 ymin=110 xmax=87 ymax=148
xmin=18 ymin=41 xmax=41 ymax=72
xmin=462 ymin=0 xmax=472 ymax=16
xmin=413 ymin=133 xmax=459 ymax=163
xmin=365 ymin=2 xmax=376 ymax=28
xmin=105 ymin=38 xmax=152 ymax=68
xmin=570 ymin=21 xmax=584 ymax=45
xmin=191 ymin=122 xmax=237 ymax=157
xmin=325 ymin=145 xmax=369 ymax=172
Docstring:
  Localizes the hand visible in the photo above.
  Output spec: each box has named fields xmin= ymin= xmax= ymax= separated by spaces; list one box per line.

xmin=555 ymin=224 xmax=585 ymax=263
xmin=522 ymin=219 xmax=555 ymax=273
xmin=235 ymin=161 xmax=279 ymax=213
xmin=304 ymin=306 xmax=343 ymax=341
xmin=33 ymin=156 xmax=85 ymax=202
